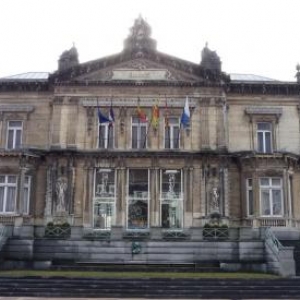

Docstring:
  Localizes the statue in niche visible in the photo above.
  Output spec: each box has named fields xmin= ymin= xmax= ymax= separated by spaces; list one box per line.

xmin=210 ymin=187 xmax=220 ymax=212
xmin=55 ymin=177 xmax=68 ymax=213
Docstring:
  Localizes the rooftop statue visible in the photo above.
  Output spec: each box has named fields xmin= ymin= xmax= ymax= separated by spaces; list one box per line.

xmin=200 ymin=43 xmax=221 ymax=72
xmin=58 ymin=44 xmax=79 ymax=72
xmin=123 ymin=15 xmax=157 ymax=56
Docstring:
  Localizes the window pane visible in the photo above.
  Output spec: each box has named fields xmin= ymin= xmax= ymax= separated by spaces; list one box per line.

xmin=0 ymin=176 xmax=5 ymax=183
xmin=98 ymin=126 xmax=105 ymax=148
xmin=9 ymin=121 xmax=22 ymax=127
xmin=141 ymin=126 xmax=147 ymax=148
xmin=0 ymin=187 xmax=4 ymax=212
xmin=128 ymin=200 xmax=148 ymax=229
xmin=7 ymin=130 xmax=14 ymax=149
xmin=162 ymin=202 xmax=181 ymax=229
xmin=132 ymin=126 xmax=137 ymax=148
xmin=8 ymin=176 xmax=16 ymax=184
xmin=94 ymin=203 xmax=113 ymax=229
xmin=173 ymin=127 xmax=180 ymax=148
xmin=15 ymin=129 xmax=22 ymax=148
xmin=265 ymin=132 xmax=271 ymax=153
xmin=108 ymin=126 xmax=113 ymax=148
xmin=261 ymin=190 xmax=270 ymax=215
xmin=272 ymin=178 xmax=281 ymax=186
xmin=165 ymin=127 xmax=170 ymax=148
xmin=272 ymin=190 xmax=282 ymax=215
xmin=258 ymin=122 xmax=271 ymax=130
xmin=6 ymin=187 xmax=16 ymax=212
xmin=257 ymin=132 xmax=264 ymax=152
xmin=260 ymin=178 xmax=269 ymax=186
xmin=248 ymin=190 xmax=254 ymax=215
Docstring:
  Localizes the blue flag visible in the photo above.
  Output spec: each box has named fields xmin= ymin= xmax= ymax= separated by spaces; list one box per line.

xmin=180 ymin=96 xmax=190 ymax=128
xmin=98 ymin=107 xmax=110 ymax=124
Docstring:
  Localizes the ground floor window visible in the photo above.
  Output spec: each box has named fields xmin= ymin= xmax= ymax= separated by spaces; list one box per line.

xmin=160 ymin=170 xmax=183 ymax=228
xmin=127 ymin=169 xmax=149 ymax=229
xmin=93 ymin=168 xmax=115 ymax=229
xmin=260 ymin=177 xmax=283 ymax=216
xmin=0 ymin=175 xmax=17 ymax=213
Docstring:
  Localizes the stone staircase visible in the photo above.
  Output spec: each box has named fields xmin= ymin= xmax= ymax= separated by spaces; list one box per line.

xmin=0 ymin=276 xmax=300 ymax=298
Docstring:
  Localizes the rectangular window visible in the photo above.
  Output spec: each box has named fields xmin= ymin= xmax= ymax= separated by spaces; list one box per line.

xmin=7 ymin=121 xmax=23 ymax=150
xmin=260 ymin=177 xmax=283 ymax=216
xmin=257 ymin=122 xmax=272 ymax=153
xmin=98 ymin=123 xmax=113 ymax=149
xmin=132 ymin=117 xmax=147 ymax=149
xmin=160 ymin=170 xmax=183 ymax=229
xmin=127 ymin=169 xmax=149 ymax=229
xmin=0 ymin=175 xmax=17 ymax=213
xmin=23 ymin=176 xmax=31 ymax=214
xmin=165 ymin=117 xmax=180 ymax=149
xmin=94 ymin=169 xmax=116 ymax=229
xmin=246 ymin=178 xmax=254 ymax=216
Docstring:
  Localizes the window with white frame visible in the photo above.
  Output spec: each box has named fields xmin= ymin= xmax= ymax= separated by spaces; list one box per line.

xmin=127 ymin=169 xmax=149 ymax=229
xmin=160 ymin=170 xmax=183 ymax=229
xmin=98 ymin=123 xmax=113 ymax=149
xmin=7 ymin=121 xmax=23 ymax=150
xmin=246 ymin=178 xmax=254 ymax=216
xmin=94 ymin=169 xmax=115 ymax=229
xmin=0 ymin=175 xmax=17 ymax=213
xmin=257 ymin=122 xmax=272 ymax=153
xmin=260 ymin=178 xmax=283 ymax=216
xmin=165 ymin=117 xmax=180 ymax=149
xmin=23 ymin=176 xmax=31 ymax=214
xmin=132 ymin=117 xmax=148 ymax=149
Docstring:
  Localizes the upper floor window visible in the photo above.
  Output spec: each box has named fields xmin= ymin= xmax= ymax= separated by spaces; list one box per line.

xmin=260 ymin=177 xmax=283 ymax=216
xmin=165 ymin=117 xmax=180 ymax=149
xmin=98 ymin=123 xmax=113 ymax=149
xmin=257 ymin=122 xmax=272 ymax=153
xmin=132 ymin=117 xmax=148 ymax=149
xmin=7 ymin=121 xmax=23 ymax=150
xmin=0 ymin=175 xmax=17 ymax=213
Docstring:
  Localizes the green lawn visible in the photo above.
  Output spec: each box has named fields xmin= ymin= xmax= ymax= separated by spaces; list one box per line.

xmin=0 ymin=270 xmax=279 ymax=279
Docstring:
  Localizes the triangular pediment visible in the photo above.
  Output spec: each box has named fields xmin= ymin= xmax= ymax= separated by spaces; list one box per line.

xmin=74 ymin=57 xmax=203 ymax=82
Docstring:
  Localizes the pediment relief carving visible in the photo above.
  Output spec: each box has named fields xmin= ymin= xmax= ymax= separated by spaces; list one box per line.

xmin=75 ymin=58 xmax=202 ymax=82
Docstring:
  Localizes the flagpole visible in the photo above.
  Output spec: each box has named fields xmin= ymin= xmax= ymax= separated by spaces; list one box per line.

xmin=97 ymin=98 xmax=102 ymax=148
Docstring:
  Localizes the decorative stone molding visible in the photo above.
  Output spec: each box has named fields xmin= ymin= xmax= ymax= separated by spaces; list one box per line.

xmin=0 ymin=105 xmax=34 ymax=113
xmin=245 ymin=107 xmax=283 ymax=116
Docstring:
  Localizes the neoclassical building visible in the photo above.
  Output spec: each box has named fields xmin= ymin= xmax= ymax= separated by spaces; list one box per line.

xmin=1 ymin=16 xmax=300 ymax=240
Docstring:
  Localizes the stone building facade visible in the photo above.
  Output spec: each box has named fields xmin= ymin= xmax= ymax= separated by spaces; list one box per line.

xmin=1 ymin=16 xmax=300 ymax=239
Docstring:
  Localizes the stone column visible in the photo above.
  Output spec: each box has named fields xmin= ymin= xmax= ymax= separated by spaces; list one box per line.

xmin=200 ymin=167 xmax=206 ymax=217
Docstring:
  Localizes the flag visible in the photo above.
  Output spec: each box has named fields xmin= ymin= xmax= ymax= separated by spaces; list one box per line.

xmin=97 ymin=106 xmax=110 ymax=124
xmin=151 ymin=103 xmax=159 ymax=129
xmin=137 ymin=106 xmax=147 ymax=122
xmin=180 ymin=96 xmax=190 ymax=128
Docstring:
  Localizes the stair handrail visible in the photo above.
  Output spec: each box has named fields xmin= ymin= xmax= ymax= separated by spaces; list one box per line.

xmin=0 ymin=223 xmax=7 ymax=250
xmin=265 ymin=227 xmax=281 ymax=257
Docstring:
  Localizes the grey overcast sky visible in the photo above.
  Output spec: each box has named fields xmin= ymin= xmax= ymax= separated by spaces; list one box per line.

xmin=0 ymin=0 xmax=299 ymax=81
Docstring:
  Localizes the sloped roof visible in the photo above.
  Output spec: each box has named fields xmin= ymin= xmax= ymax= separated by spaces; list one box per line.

xmin=230 ymin=73 xmax=278 ymax=82
xmin=0 ymin=72 xmax=49 ymax=81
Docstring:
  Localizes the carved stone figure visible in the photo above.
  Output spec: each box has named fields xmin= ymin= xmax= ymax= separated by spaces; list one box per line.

xmin=56 ymin=177 xmax=68 ymax=213
xmin=210 ymin=187 xmax=219 ymax=212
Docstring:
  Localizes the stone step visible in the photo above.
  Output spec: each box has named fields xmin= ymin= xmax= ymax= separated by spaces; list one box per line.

xmin=0 ymin=277 xmax=300 ymax=298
